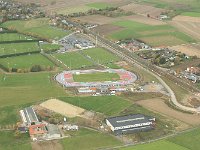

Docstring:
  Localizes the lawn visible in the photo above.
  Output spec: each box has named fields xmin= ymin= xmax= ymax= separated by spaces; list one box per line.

xmin=73 ymin=72 xmax=120 ymax=82
xmin=168 ymin=128 xmax=200 ymax=150
xmin=0 ymin=54 xmax=55 ymax=70
xmin=0 ymin=131 xmax=31 ymax=150
xmin=61 ymin=128 xmax=122 ymax=150
xmin=86 ymin=2 xmax=113 ymax=9
xmin=181 ymin=12 xmax=200 ymax=17
xmin=83 ymin=47 xmax=120 ymax=66
xmin=59 ymin=96 xmax=131 ymax=116
xmin=0 ymin=72 xmax=68 ymax=107
xmin=0 ymin=42 xmax=39 ymax=56
xmin=0 ymin=33 xmax=35 ymax=42
xmin=53 ymin=52 xmax=94 ymax=69
xmin=40 ymin=43 xmax=61 ymax=53
xmin=110 ymin=20 xmax=195 ymax=46
xmin=1 ymin=18 xmax=71 ymax=41
xmin=121 ymin=140 xmax=189 ymax=150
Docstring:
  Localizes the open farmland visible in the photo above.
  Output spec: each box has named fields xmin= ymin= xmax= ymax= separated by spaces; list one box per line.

xmin=0 ymin=54 xmax=55 ymax=71
xmin=59 ymin=96 xmax=131 ymax=116
xmin=109 ymin=20 xmax=195 ymax=46
xmin=1 ymin=18 xmax=71 ymax=41
xmin=73 ymin=72 xmax=120 ymax=82
xmin=0 ymin=42 xmax=39 ymax=56
xmin=0 ymin=73 xmax=67 ymax=107
xmin=53 ymin=52 xmax=94 ymax=69
xmin=61 ymin=128 xmax=122 ymax=150
xmin=0 ymin=131 xmax=31 ymax=150
xmin=40 ymin=43 xmax=61 ymax=53
xmin=181 ymin=12 xmax=200 ymax=17
xmin=0 ymin=33 xmax=36 ymax=42
xmin=86 ymin=2 xmax=113 ymax=9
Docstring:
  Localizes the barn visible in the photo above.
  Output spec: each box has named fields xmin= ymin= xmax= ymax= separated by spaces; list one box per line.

xmin=106 ymin=114 xmax=156 ymax=135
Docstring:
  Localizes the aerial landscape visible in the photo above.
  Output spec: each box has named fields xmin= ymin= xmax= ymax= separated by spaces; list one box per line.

xmin=1 ymin=0 xmax=200 ymax=150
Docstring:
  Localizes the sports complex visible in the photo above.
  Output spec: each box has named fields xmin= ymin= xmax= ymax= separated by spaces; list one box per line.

xmin=55 ymin=69 xmax=137 ymax=88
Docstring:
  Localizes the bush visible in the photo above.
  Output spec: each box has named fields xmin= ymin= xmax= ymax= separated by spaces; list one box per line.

xmin=30 ymin=65 xmax=42 ymax=72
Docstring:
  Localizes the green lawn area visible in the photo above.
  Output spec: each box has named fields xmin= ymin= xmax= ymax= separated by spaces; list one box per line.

xmin=0 ymin=72 xmax=68 ymax=107
xmin=0 ymin=54 xmax=55 ymax=70
xmin=1 ymin=18 xmax=71 ymax=41
xmin=181 ymin=12 xmax=200 ymax=17
xmin=0 ymin=131 xmax=31 ymax=150
xmin=61 ymin=128 xmax=122 ymax=150
xmin=0 ymin=33 xmax=35 ymax=42
xmin=0 ymin=42 xmax=39 ymax=56
xmin=86 ymin=2 xmax=113 ymax=9
xmin=58 ymin=5 xmax=92 ymax=15
xmin=53 ymin=52 xmax=94 ymax=69
xmin=83 ymin=47 xmax=120 ymax=66
xmin=121 ymin=140 xmax=189 ymax=150
xmin=110 ymin=20 xmax=195 ymax=46
xmin=73 ymin=72 xmax=120 ymax=82
xmin=40 ymin=43 xmax=61 ymax=53
xmin=59 ymin=96 xmax=131 ymax=116
xmin=168 ymin=128 xmax=200 ymax=150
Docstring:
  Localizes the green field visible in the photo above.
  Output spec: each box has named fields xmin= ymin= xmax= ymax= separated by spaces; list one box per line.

xmin=1 ymin=18 xmax=71 ymax=41
xmin=73 ymin=72 xmax=120 ymax=82
xmin=61 ymin=128 xmax=122 ymax=150
xmin=0 ymin=42 xmax=39 ymax=56
xmin=181 ymin=12 xmax=200 ymax=17
xmin=0 ymin=72 xmax=68 ymax=107
xmin=59 ymin=96 xmax=131 ymax=116
xmin=83 ymin=48 xmax=120 ymax=67
xmin=86 ymin=2 xmax=113 ymax=9
xmin=110 ymin=20 xmax=195 ymax=46
xmin=40 ymin=43 xmax=61 ymax=53
xmin=0 ymin=131 xmax=31 ymax=150
xmin=122 ymin=140 xmax=189 ymax=150
xmin=58 ymin=5 xmax=92 ymax=14
xmin=0 ymin=54 xmax=55 ymax=70
xmin=0 ymin=33 xmax=35 ymax=42
xmin=53 ymin=52 xmax=94 ymax=69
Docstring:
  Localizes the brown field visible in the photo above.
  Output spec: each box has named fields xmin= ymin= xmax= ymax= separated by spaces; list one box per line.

xmin=140 ymin=35 xmax=185 ymax=47
xmin=32 ymin=140 xmax=63 ymax=150
xmin=170 ymin=16 xmax=200 ymax=41
xmin=93 ymin=24 xmax=124 ymax=36
xmin=136 ymin=98 xmax=200 ymax=125
xmin=74 ymin=15 xmax=121 ymax=25
xmin=120 ymin=3 xmax=166 ymax=18
xmin=40 ymin=99 xmax=85 ymax=118
xmin=170 ymin=44 xmax=200 ymax=57
xmin=122 ymin=15 xmax=166 ymax=25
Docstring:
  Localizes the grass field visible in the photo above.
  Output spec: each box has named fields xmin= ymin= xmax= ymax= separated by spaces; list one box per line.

xmin=73 ymin=72 xmax=120 ymax=82
xmin=58 ymin=5 xmax=92 ymax=14
xmin=0 ymin=54 xmax=55 ymax=70
xmin=0 ymin=42 xmax=39 ymax=56
xmin=53 ymin=52 xmax=94 ymax=69
xmin=0 ymin=33 xmax=35 ymax=42
xmin=0 ymin=72 xmax=68 ymax=107
xmin=83 ymin=48 xmax=120 ymax=66
xmin=181 ymin=12 xmax=200 ymax=17
xmin=59 ymin=96 xmax=131 ymax=116
xmin=1 ymin=18 xmax=71 ymax=41
xmin=110 ymin=20 xmax=195 ymax=46
xmin=122 ymin=140 xmax=189 ymax=150
xmin=61 ymin=128 xmax=122 ymax=150
xmin=86 ymin=2 xmax=113 ymax=9
xmin=40 ymin=43 xmax=61 ymax=53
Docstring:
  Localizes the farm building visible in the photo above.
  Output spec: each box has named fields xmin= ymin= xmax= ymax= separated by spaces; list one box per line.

xmin=106 ymin=114 xmax=155 ymax=135
xmin=46 ymin=124 xmax=61 ymax=139
xmin=19 ymin=107 xmax=39 ymax=127
xmin=29 ymin=124 xmax=47 ymax=141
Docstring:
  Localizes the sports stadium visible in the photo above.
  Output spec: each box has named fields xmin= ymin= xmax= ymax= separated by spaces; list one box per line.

xmin=55 ymin=69 xmax=137 ymax=88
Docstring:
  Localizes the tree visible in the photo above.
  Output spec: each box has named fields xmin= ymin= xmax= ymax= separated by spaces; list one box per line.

xmin=159 ymin=57 xmax=166 ymax=64
xmin=30 ymin=65 xmax=42 ymax=72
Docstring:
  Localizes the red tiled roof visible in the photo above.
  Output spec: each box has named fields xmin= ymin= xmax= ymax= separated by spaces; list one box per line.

xmin=29 ymin=124 xmax=47 ymax=135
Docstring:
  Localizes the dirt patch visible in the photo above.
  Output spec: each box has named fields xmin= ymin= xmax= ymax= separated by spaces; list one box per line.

xmin=40 ymin=99 xmax=85 ymax=118
xmin=173 ymin=15 xmax=200 ymax=23
xmin=120 ymin=3 xmax=166 ymax=18
xmin=170 ymin=44 xmax=200 ymax=57
xmin=121 ymin=15 xmax=166 ymax=25
xmin=93 ymin=24 xmax=124 ymax=36
xmin=136 ymin=98 xmax=200 ymax=125
xmin=31 ymin=140 xmax=63 ymax=150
